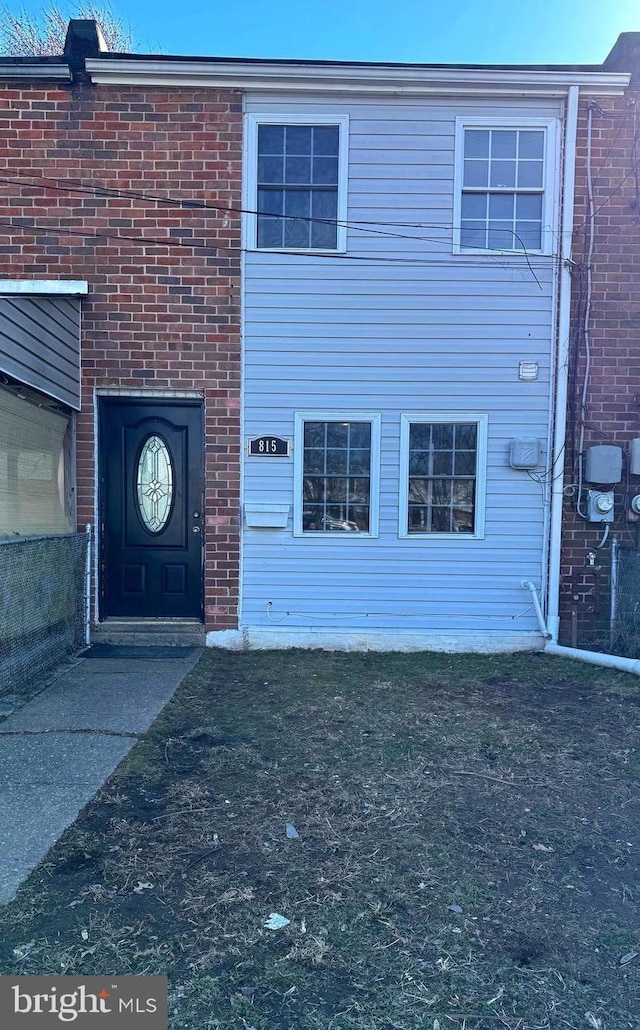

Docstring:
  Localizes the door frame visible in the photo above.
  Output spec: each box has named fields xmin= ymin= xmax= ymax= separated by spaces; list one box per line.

xmin=96 ymin=394 xmax=205 ymax=622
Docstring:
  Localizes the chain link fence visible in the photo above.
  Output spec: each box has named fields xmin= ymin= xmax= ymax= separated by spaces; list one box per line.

xmin=611 ymin=545 xmax=640 ymax=658
xmin=0 ymin=533 xmax=88 ymax=699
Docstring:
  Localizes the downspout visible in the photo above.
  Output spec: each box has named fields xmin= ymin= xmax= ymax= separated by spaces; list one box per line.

xmin=522 ymin=577 xmax=640 ymax=675
xmin=546 ymin=84 xmax=579 ymax=643
xmin=521 ymin=89 xmax=638 ymax=677
xmin=84 ymin=522 xmax=92 ymax=646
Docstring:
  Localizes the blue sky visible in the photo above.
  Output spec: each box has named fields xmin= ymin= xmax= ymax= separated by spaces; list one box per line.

xmin=11 ymin=0 xmax=640 ymax=63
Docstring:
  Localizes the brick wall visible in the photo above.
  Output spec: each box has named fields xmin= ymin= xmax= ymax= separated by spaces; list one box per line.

xmin=0 ymin=78 xmax=242 ymax=631
xmin=561 ymin=88 xmax=640 ymax=647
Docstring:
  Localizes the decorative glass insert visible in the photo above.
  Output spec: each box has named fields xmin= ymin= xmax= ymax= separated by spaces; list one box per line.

xmin=460 ymin=128 xmax=545 ymax=251
xmin=302 ymin=421 xmax=371 ymax=532
xmin=257 ymin=124 xmax=340 ymax=250
xmin=407 ymin=422 xmax=477 ymax=534
xmin=136 ymin=435 xmax=173 ymax=533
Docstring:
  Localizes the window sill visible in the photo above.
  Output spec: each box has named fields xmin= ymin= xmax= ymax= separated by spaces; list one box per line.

xmin=453 ymin=247 xmax=551 ymax=257
xmin=249 ymin=246 xmax=346 ymax=256
xmin=399 ymin=531 xmax=484 ymax=541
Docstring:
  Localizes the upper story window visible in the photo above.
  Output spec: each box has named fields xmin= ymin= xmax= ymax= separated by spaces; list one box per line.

xmin=246 ymin=114 xmax=349 ymax=252
xmin=453 ymin=118 xmax=558 ymax=255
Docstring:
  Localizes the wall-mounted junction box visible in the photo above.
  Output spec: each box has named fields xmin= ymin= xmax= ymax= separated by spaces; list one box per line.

xmin=629 ymin=438 xmax=640 ymax=476
xmin=509 ymin=438 xmax=541 ymax=470
xmin=585 ymin=445 xmax=622 ymax=484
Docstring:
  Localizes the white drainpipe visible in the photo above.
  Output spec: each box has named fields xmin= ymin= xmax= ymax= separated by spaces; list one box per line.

xmin=546 ymin=84 xmax=579 ymax=644
xmin=545 ymin=642 xmax=640 ymax=676
xmin=521 ymin=580 xmax=640 ymax=677
xmin=522 ymin=580 xmax=552 ymax=639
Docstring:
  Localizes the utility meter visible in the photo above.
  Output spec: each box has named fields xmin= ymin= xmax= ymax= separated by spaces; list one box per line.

xmin=587 ymin=489 xmax=614 ymax=522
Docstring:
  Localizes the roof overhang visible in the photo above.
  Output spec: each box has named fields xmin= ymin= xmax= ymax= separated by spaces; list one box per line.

xmin=0 ymin=61 xmax=71 ymax=81
xmin=85 ymin=58 xmax=631 ymax=97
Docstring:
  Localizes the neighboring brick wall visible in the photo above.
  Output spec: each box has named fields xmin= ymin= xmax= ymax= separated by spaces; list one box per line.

xmin=561 ymin=90 xmax=640 ymax=647
xmin=0 ymin=79 xmax=242 ymax=630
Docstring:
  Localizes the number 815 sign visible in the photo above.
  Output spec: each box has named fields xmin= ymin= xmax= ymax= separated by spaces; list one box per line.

xmin=247 ymin=435 xmax=291 ymax=458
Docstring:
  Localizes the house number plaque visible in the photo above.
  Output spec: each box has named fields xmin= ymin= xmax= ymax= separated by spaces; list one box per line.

xmin=247 ymin=435 xmax=290 ymax=458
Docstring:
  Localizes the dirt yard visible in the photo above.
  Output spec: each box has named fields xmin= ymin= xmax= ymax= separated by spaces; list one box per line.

xmin=1 ymin=649 xmax=639 ymax=1030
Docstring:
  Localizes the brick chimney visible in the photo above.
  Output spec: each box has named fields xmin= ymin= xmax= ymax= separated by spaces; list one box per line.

xmin=603 ymin=32 xmax=640 ymax=85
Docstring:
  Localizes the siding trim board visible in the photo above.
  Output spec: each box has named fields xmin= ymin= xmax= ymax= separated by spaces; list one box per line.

xmin=0 ymin=281 xmax=88 ymax=296
xmin=85 ymin=58 xmax=630 ymax=97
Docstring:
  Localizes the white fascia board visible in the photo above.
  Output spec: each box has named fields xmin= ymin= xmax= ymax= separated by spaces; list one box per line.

xmin=0 ymin=63 xmax=71 ymax=80
xmin=85 ymin=58 xmax=630 ymax=96
xmin=0 ymin=280 xmax=88 ymax=295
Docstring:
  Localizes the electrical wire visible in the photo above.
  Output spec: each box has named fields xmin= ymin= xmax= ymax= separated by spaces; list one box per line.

xmin=596 ymin=523 xmax=610 ymax=549
xmin=0 ymin=173 xmax=547 ymax=285
xmin=265 ymin=599 xmax=535 ymax=623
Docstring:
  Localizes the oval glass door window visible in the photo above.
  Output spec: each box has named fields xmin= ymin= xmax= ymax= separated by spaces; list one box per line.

xmin=136 ymin=435 xmax=174 ymax=533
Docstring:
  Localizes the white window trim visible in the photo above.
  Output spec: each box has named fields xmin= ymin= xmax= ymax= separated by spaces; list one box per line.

xmin=452 ymin=116 xmax=560 ymax=257
xmin=244 ymin=113 xmax=349 ymax=254
xmin=293 ymin=411 xmax=380 ymax=538
xmin=399 ymin=413 xmax=488 ymax=541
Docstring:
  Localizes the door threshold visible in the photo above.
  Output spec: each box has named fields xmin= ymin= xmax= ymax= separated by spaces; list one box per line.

xmin=101 ymin=618 xmax=204 ymax=625
xmin=91 ymin=619 xmax=206 ymax=647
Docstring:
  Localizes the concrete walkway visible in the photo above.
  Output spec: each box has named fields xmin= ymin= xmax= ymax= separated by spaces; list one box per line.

xmin=0 ymin=647 xmax=201 ymax=904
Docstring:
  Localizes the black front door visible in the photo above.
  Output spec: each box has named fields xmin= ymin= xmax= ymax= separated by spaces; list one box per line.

xmin=99 ymin=398 xmax=204 ymax=619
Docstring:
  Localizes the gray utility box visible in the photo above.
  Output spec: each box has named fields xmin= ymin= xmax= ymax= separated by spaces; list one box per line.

xmin=509 ymin=438 xmax=541 ymax=470
xmin=587 ymin=490 xmax=614 ymax=522
xmin=585 ymin=445 xmax=622 ymax=484
xmin=629 ymin=438 xmax=640 ymax=476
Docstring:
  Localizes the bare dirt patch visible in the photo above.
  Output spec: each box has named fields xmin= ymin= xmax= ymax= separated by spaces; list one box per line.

xmin=1 ymin=650 xmax=640 ymax=1029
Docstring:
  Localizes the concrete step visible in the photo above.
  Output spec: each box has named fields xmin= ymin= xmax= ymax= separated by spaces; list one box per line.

xmin=91 ymin=620 xmax=206 ymax=647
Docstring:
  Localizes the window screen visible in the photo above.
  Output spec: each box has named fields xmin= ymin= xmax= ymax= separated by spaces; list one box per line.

xmin=0 ymin=388 xmax=73 ymax=537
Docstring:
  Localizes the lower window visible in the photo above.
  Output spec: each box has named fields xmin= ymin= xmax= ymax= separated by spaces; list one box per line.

xmin=295 ymin=415 xmax=379 ymax=535
xmin=400 ymin=415 xmax=487 ymax=537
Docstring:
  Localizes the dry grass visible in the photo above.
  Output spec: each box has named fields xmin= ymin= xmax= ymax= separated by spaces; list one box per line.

xmin=1 ymin=649 xmax=640 ymax=1029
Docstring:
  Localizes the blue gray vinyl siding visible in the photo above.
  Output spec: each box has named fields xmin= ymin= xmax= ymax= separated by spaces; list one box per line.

xmin=242 ymin=95 xmax=563 ymax=635
xmin=0 ymin=296 xmax=81 ymax=409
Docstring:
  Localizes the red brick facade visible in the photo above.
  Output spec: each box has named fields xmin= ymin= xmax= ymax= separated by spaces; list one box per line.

xmin=561 ymin=86 xmax=640 ymax=647
xmin=0 ymin=78 xmax=242 ymax=631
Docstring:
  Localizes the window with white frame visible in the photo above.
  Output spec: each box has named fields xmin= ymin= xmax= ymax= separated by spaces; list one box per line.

xmin=399 ymin=415 xmax=487 ymax=538
xmin=248 ymin=115 xmax=348 ymax=251
xmin=455 ymin=120 xmax=556 ymax=254
xmin=294 ymin=414 xmax=380 ymax=535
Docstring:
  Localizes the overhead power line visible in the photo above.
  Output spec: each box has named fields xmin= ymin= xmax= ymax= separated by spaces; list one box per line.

xmin=0 ymin=173 xmax=546 ymax=286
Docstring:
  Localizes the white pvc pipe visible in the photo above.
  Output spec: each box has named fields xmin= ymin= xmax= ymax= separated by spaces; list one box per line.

xmin=545 ymin=642 xmax=640 ymax=676
xmin=84 ymin=522 xmax=92 ymax=646
xmin=522 ymin=580 xmax=552 ymax=638
xmin=547 ymin=85 xmax=580 ymax=643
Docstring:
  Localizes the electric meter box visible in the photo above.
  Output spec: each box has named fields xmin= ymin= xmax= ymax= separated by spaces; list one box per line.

xmin=629 ymin=438 xmax=640 ymax=476
xmin=509 ymin=438 xmax=541 ymax=470
xmin=585 ymin=445 xmax=622 ymax=484
xmin=587 ymin=489 xmax=614 ymax=522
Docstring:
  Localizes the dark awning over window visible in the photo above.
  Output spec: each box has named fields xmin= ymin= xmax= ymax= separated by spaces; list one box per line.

xmin=0 ymin=295 xmax=81 ymax=410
